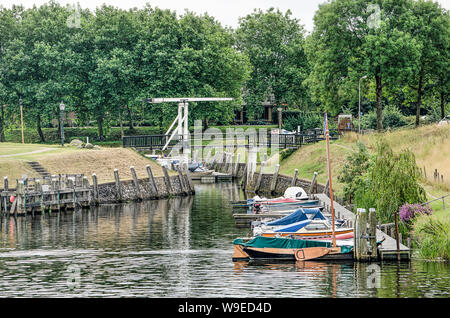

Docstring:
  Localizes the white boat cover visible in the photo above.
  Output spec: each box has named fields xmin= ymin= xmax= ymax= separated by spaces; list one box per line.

xmin=284 ymin=187 xmax=308 ymax=200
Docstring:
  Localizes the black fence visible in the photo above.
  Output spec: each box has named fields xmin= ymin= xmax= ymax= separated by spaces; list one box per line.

xmin=122 ymin=129 xmax=339 ymax=150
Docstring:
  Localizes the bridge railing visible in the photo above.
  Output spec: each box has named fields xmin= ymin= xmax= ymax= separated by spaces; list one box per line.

xmin=122 ymin=129 xmax=339 ymax=150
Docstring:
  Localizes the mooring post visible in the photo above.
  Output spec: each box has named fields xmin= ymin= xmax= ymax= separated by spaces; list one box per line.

xmin=290 ymin=169 xmax=298 ymax=187
xmin=323 ymin=179 xmax=330 ymax=196
xmin=114 ymin=169 xmax=123 ymax=202
xmin=241 ymin=163 xmax=248 ymax=190
xmin=130 ymin=166 xmax=142 ymax=200
xmin=176 ymin=167 xmax=188 ymax=195
xmin=270 ymin=164 xmax=280 ymax=194
xmin=309 ymin=172 xmax=318 ymax=194
xmin=369 ymin=208 xmax=377 ymax=260
xmin=145 ymin=165 xmax=158 ymax=196
xmin=355 ymin=208 xmax=368 ymax=261
xmin=16 ymin=179 xmax=25 ymax=216
xmin=162 ymin=166 xmax=173 ymax=195
xmin=92 ymin=173 xmax=99 ymax=205
xmin=255 ymin=161 xmax=265 ymax=192
xmin=354 ymin=208 xmax=361 ymax=261
xmin=234 ymin=153 xmax=241 ymax=177
xmin=3 ymin=176 xmax=8 ymax=213
xmin=182 ymin=165 xmax=195 ymax=194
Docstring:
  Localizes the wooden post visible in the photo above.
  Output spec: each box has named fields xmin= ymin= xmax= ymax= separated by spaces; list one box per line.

xmin=309 ymin=172 xmax=318 ymax=194
xmin=291 ymin=169 xmax=298 ymax=187
xmin=130 ymin=166 xmax=142 ymax=200
xmin=354 ymin=209 xmax=360 ymax=260
xmin=356 ymin=209 xmax=368 ymax=261
xmin=270 ymin=164 xmax=280 ymax=194
xmin=183 ymin=165 xmax=195 ymax=194
xmin=323 ymin=179 xmax=329 ymax=196
xmin=146 ymin=165 xmax=158 ymax=196
xmin=176 ymin=167 xmax=188 ymax=195
xmin=162 ymin=166 xmax=173 ymax=195
xmin=114 ymin=169 xmax=123 ymax=201
xmin=368 ymin=208 xmax=377 ymax=260
xmin=3 ymin=176 xmax=8 ymax=213
xmin=16 ymin=179 xmax=25 ymax=216
xmin=241 ymin=163 xmax=248 ymax=190
xmin=92 ymin=173 xmax=99 ymax=205
xmin=255 ymin=162 xmax=265 ymax=192
xmin=394 ymin=206 xmax=401 ymax=261
xmin=234 ymin=153 xmax=241 ymax=177
xmin=3 ymin=176 xmax=8 ymax=191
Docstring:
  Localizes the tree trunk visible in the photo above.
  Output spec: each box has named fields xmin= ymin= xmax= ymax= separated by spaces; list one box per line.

xmin=119 ymin=105 xmax=124 ymax=138
xmin=375 ymin=68 xmax=383 ymax=132
xmin=441 ymin=92 xmax=446 ymax=119
xmin=126 ymin=104 xmax=134 ymax=130
xmin=97 ymin=117 xmax=104 ymax=140
xmin=415 ymin=75 xmax=423 ymax=127
xmin=37 ymin=114 xmax=45 ymax=142
xmin=0 ymin=104 xmax=5 ymax=142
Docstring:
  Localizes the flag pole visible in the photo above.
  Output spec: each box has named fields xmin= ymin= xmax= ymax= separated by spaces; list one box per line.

xmin=324 ymin=112 xmax=336 ymax=248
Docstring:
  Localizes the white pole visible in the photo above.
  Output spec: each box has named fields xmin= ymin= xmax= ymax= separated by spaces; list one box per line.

xmin=183 ymin=102 xmax=190 ymax=165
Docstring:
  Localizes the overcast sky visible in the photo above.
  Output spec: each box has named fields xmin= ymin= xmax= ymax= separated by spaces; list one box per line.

xmin=1 ymin=0 xmax=449 ymax=32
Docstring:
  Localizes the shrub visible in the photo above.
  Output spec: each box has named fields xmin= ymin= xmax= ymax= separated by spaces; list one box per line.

xmin=354 ymin=139 xmax=427 ymax=224
xmin=337 ymin=141 xmax=371 ymax=203
xmin=360 ymin=105 xmax=409 ymax=130
xmin=399 ymin=203 xmax=432 ymax=223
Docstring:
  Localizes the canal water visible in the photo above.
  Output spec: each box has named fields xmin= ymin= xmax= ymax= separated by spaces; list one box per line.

xmin=0 ymin=183 xmax=448 ymax=298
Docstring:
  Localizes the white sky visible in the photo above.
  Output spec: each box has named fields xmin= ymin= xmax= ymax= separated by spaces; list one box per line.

xmin=0 ymin=0 xmax=449 ymax=32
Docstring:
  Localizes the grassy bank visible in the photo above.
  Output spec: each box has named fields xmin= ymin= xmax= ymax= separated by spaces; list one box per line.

xmin=0 ymin=142 xmax=166 ymax=187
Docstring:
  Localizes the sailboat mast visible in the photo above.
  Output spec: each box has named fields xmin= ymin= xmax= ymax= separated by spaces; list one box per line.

xmin=325 ymin=113 xmax=337 ymax=248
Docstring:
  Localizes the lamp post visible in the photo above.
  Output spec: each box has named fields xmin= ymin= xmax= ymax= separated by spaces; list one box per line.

xmin=358 ymin=75 xmax=367 ymax=134
xmin=19 ymin=98 xmax=24 ymax=144
xmin=59 ymin=101 xmax=65 ymax=147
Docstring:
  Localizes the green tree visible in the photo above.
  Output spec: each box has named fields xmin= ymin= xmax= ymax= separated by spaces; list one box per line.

xmin=235 ymin=8 xmax=309 ymax=120
xmin=306 ymin=0 xmax=422 ymax=131
xmin=354 ymin=139 xmax=427 ymax=224
xmin=407 ymin=0 xmax=449 ymax=126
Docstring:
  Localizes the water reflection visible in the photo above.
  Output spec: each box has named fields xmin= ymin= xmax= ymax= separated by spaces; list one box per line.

xmin=0 ymin=183 xmax=448 ymax=298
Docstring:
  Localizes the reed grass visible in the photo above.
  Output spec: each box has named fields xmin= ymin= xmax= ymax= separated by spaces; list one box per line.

xmin=412 ymin=212 xmax=450 ymax=261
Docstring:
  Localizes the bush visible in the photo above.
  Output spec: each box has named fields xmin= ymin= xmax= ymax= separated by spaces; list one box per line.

xmin=337 ymin=141 xmax=371 ymax=203
xmin=354 ymin=139 xmax=427 ymax=224
xmin=283 ymin=111 xmax=324 ymax=132
xmin=360 ymin=105 xmax=409 ymax=130
xmin=399 ymin=203 xmax=432 ymax=223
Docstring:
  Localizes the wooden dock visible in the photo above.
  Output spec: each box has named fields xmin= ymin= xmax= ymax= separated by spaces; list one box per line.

xmin=314 ymin=193 xmax=411 ymax=261
xmin=1 ymin=174 xmax=91 ymax=216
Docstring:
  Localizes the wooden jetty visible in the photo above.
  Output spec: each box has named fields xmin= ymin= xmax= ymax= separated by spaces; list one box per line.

xmin=314 ymin=193 xmax=411 ymax=261
xmin=1 ymin=174 xmax=90 ymax=216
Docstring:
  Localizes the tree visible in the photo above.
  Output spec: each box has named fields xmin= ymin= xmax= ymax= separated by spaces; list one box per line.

xmin=306 ymin=0 xmax=421 ymax=131
xmin=407 ymin=0 xmax=449 ymax=126
xmin=235 ymin=8 xmax=309 ymax=120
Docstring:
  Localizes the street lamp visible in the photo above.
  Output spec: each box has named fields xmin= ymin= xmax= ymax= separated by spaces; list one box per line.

xmin=59 ymin=101 xmax=65 ymax=147
xmin=19 ymin=98 xmax=24 ymax=144
xmin=358 ymin=75 xmax=367 ymax=134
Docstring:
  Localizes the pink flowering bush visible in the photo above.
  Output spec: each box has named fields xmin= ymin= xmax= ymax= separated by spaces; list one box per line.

xmin=399 ymin=203 xmax=432 ymax=222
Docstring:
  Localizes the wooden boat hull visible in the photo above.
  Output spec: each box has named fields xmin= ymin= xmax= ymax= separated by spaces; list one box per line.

xmin=242 ymin=246 xmax=353 ymax=262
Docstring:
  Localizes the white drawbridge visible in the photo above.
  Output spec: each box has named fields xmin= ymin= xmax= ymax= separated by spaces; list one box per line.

xmin=145 ymin=97 xmax=233 ymax=164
